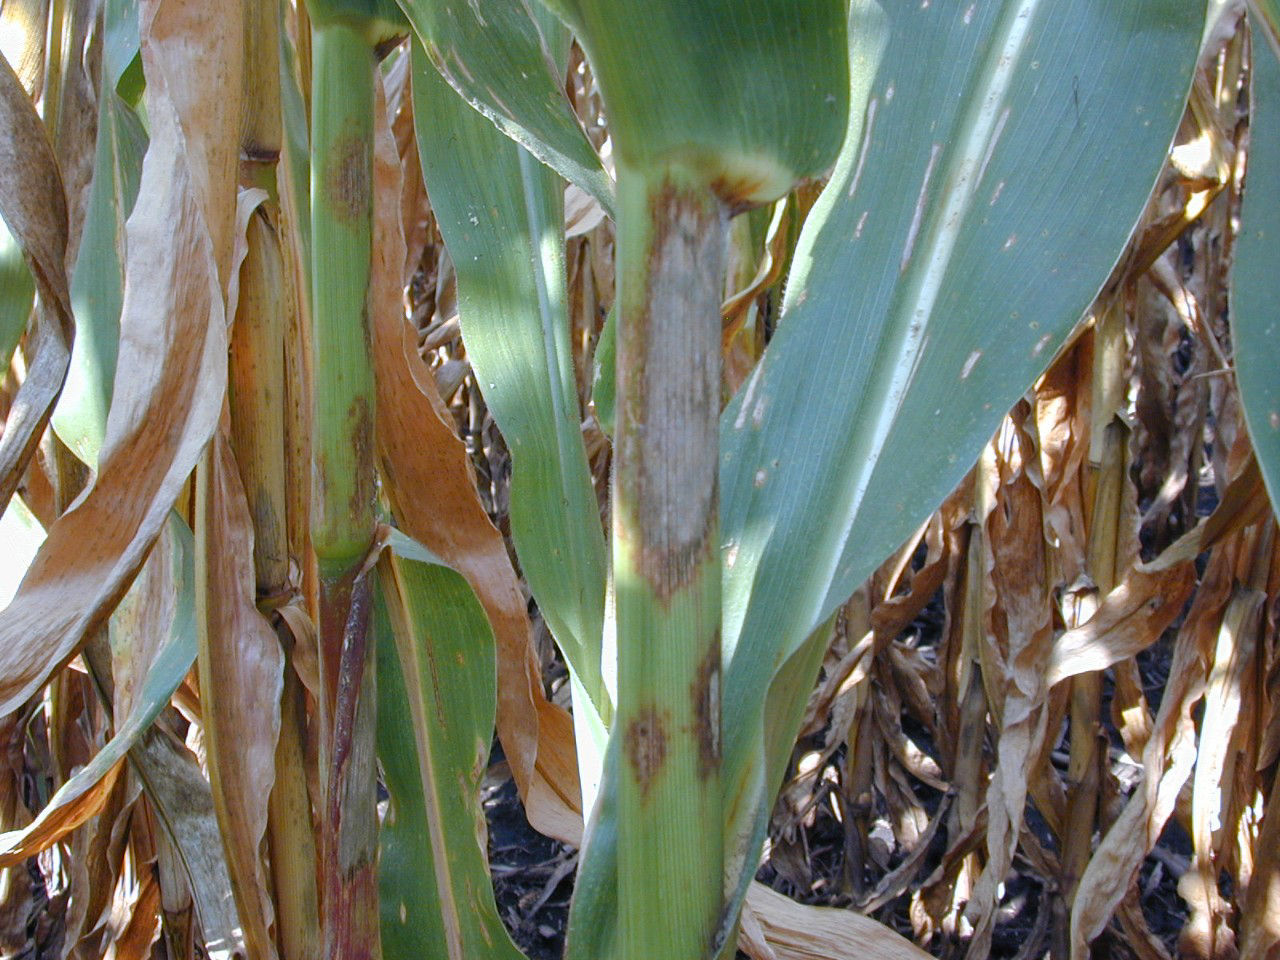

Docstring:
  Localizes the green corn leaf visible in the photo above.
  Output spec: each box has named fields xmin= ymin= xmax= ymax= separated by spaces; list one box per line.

xmin=374 ymin=529 xmax=525 ymax=960
xmin=718 ymin=0 xmax=1205 ymax=924
xmin=0 ymin=221 xmax=33 ymax=375
xmin=396 ymin=0 xmax=613 ymax=215
xmin=306 ymin=0 xmax=405 ymax=40
xmin=410 ymin=37 xmax=609 ymax=719
xmin=589 ymin=304 xmax=614 ymax=437
xmin=1251 ymin=0 xmax=1280 ymax=59
xmin=555 ymin=0 xmax=846 ymax=207
xmin=51 ymin=83 xmax=146 ymax=464
xmin=1234 ymin=11 xmax=1280 ymax=517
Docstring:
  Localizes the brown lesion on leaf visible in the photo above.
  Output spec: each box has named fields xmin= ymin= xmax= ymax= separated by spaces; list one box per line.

xmin=346 ymin=394 xmax=376 ymax=521
xmin=692 ymin=639 xmax=721 ymax=780
xmin=624 ymin=705 xmax=668 ymax=800
xmin=325 ymin=130 xmax=371 ymax=226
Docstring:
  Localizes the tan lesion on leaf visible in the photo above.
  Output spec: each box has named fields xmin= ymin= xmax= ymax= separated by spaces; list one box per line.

xmin=692 ymin=639 xmax=721 ymax=781
xmin=624 ymin=705 xmax=669 ymax=800
xmin=325 ymin=130 xmax=371 ymax=226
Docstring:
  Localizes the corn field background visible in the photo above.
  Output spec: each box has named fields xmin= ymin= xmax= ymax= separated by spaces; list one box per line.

xmin=3 ymin=1 xmax=1280 ymax=959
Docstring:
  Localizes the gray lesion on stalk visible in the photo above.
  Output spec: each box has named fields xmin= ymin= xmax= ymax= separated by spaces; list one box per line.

xmin=618 ymin=182 xmax=728 ymax=600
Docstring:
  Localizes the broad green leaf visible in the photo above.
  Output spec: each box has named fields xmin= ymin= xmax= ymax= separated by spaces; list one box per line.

xmin=1251 ymin=0 xmax=1280 ymax=60
xmin=718 ymin=0 xmax=1204 ymax=918
xmin=1235 ymin=13 xmax=1280 ymax=517
xmin=549 ymin=0 xmax=846 ymax=207
xmin=411 ymin=38 xmax=608 ymax=719
xmin=396 ymin=0 xmax=613 ymax=215
xmin=374 ymin=529 xmax=524 ymax=960
xmin=104 ymin=0 xmax=139 ymax=92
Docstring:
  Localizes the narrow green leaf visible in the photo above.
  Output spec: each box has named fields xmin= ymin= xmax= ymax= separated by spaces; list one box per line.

xmin=1234 ymin=16 xmax=1280 ymax=517
xmin=589 ymin=304 xmax=614 ymax=437
xmin=718 ymin=0 xmax=1204 ymax=920
xmin=410 ymin=39 xmax=608 ymax=718
xmin=0 ymin=221 xmax=33 ymax=374
xmin=51 ymin=84 xmax=146 ymax=464
xmin=396 ymin=0 xmax=613 ymax=215
xmin=374 ymin=529 xmax=525 ymax=960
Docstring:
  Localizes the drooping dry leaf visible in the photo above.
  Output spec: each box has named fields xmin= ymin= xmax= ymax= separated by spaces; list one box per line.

xmin=195 ymin=429 xmax=283 ymax=960
xmin=370 ymin=83 xmax=580 ymax=840
xmin=130 ymin=727 xmax=244 ymax=960
xmin=0 ymin=0 xmax=243 ymax=718
xmin=1046 ymin=564 xmax=1197 ymax=688
xmin=104 ymin=865 xmax=162 ymax=960
xmin=0 ymin=50 xmax=73 ymax=519
xmin=965 ymin=408 xmax=1056 ymax=960
xmin=1180 ymin=583 xmax=1263 ymax=960
xmin=1068 ymin=530 xmax=1239 ymax=960
xmin=740 ymin=881 xmax=935 ymax=960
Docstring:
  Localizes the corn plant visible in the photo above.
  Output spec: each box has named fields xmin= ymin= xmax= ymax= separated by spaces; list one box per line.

xmin=5 ymin=1 xmax=1280 ymax=960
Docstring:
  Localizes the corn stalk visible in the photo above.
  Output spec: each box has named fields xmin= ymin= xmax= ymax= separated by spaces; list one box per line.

xmin=306 ymin=2 xmax=403 ymax=955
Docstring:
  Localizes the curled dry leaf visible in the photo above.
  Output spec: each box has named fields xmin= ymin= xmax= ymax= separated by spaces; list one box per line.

xmin=369 ymin=85 xmax=581 ymax=842
xmin=105 ymin=863 xmax=163 ymax=960
xmin=740 ymin=881 xmax=936 ymax=960
xmin=1045 ymin=449 xmax=1266 ymax=689
xmin=130 ymin=726 xmax=244 ymax=960
xmin=1069 ymin=527 xmax=1240 ymax=960
xmin=0 ymin=0 xmax=243 ymax=718
xmin=195 ymin=429 xmax=284 ymax=960
xmin=965 ymin=408 xmax=1056 ymax=960
xmin=1046 ymin=566 xmax=1198 ymax=688
xmin=0 ymin=51 xmax=73 ymax=520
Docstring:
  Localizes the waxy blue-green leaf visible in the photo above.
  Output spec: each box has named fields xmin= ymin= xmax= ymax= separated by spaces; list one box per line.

xmin=717 ymin=0 xmax=1205 ymax=916
xmin=51 ymin=84 xmax=145 ymax=464
xmin=411 ymin=38 xmax=608 ymax=719
xmin=1251 ymin=0 xmax=1280 ymax=59
xmin=396 ymin=0 xmax=613 ymax=215
xmin=1234 ymin=9 xmax=1280 ymax=518
xmin=374 ymin=530 xmax=524 ymax=960
xmin=50 ymin=0 xmax=145 ymax=465
xmin=547 ymin=0 xmax=846 ymax=207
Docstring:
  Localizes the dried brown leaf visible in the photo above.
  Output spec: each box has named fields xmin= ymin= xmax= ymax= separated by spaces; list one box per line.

xmin=0 ymin=516 xmax=186 ymax=866
xmin=105 ymin=866 xmax=162 ymax=960
xmin=195 ymin=430 xmax=283 ymax=960
xmin=131 ymin=727 xmax=244 ymax=960
xmin=0 ymin=0 xmax=243 ymax=718
xmin=0 ymin=50 xmax=73 ymax=520
xmin=1068 ymin=532 xmax=1238 ymax=960
xmin=966 ymin=409 xmax=1056 ymax=960
xmin=741 ymin=882 xmax=935 ymax=960
xmin=1046 ymin=564 xmax=1197 ymax=688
